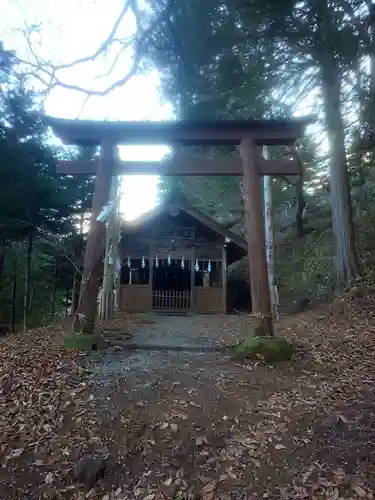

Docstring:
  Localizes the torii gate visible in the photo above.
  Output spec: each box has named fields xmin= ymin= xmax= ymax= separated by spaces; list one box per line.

xmin=47 ymin=117 xmax=307 ymax=347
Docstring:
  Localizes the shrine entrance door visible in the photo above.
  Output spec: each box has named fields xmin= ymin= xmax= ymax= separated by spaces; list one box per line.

xmin=152 ymin=251 xmax=193 ymax=311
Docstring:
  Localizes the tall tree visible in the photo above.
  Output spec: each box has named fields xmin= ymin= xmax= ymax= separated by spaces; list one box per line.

xmin=150 ymin=0 xmax=364 ymax=285
xmin=0 ymin=43 xmax=94 ymax=330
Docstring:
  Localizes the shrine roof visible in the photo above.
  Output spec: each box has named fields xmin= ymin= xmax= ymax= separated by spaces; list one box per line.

xmin=121 ymin=194 xmax=248 ymax=253
xmin=45 ymin=116 xmax=309 ymax=147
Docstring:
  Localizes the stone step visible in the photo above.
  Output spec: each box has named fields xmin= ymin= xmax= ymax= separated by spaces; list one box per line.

xmin=106 ymin=340 xmax=231 ymax=352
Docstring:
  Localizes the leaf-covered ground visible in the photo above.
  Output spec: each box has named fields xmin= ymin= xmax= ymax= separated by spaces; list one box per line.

xmin=1 ymin=289 xmax=375 ymax=500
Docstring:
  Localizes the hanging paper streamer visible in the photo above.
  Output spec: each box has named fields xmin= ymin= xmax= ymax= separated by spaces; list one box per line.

xmin=127 ymin=256 xmax=131 ymax=268
xmin=141 ymin=256 xmax=145 ymax=268
xmin=168 ymin=254 xmax=171 ymax=266
xmin=181 ymin=256 xmax=185 ymax=269
xmin=194 ymin=259 xmax=199 ymax=272
xmin=155 ymin=255 xmax=159 ymax=268
xmin=207 ymin=260 xmax=211 ymax=273
xmin=108 ymin=244 xmax=114 ymax=265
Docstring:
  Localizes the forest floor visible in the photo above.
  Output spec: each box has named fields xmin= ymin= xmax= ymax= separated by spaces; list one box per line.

xmin=1 ymin=289 xmax=375 ymax=500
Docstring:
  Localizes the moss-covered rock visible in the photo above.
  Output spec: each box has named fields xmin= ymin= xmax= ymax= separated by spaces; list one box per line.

xmin=63 ymin=333 xmax=105 ymax=352
xmin=233 ymin=336 xmax=294 ymax=363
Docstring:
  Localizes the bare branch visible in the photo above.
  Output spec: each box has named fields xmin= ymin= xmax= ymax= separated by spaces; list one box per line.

xmin=53 ymin=1 xmax=132 ymax=71
xmin=15 ymin=0 xmax=176 ymax=96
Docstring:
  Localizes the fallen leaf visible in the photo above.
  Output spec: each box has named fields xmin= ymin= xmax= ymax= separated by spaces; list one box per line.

xmin=337 ymin=414 xmax=352 ymax=424
xmin=189 ymin=401 xmax=201 ymax=408
xmin=250 ymin=458 xmax=261 ymax=468
xmin=352 ymin=485 xmax=367 ymax=498
xmin=331 ymin=488 xmax=340 ymax=500
xmin=143 ymin=494 xmax=155 ymax=500
xmin=333 ymin=468 xmax=347 ymax=485
xmin=33 ymin=460 xmax=45 ymax=466
xmin=274 ymin=444 xmax=285 ymax=450
xmin=170 ymin=423 xmax=178 ymax=432
xmin=202 ymin=482 xmax=216 ymax=494
xmin=45 ymin=472 xmax=54 ymax=485
xmin=163 ymin=477 xmax=173 ymax=486
xmin=195 ymin=436 xmax=208 ymax=446
xmin=6 ymin=448 xmax=24 ymax=459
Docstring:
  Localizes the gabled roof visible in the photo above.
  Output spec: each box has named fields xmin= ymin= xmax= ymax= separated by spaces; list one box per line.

xmin=122 ymin=195 xmax=248 ymax=252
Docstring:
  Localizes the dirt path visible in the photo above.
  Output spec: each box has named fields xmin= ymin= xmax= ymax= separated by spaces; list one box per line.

xmin=1 ymin=305 xmax=375 ymax=499
xmin=84 ymin=311 xmax=375 ymax=499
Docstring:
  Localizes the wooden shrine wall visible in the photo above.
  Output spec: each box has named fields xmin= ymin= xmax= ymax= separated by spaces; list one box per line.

xmin=119 ymin=285 xmax=151 ymax=311
xmin=117 ymin=209 xmax=227 ymax=313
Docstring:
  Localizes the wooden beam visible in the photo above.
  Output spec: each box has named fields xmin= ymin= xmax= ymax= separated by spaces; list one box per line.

xmin=47 ymin=116 xmax=309 ymax=147
xmin=240 ymin=137 xmax=273 ymax=335
xmin=57 ymin=157 xmax=300 ymax=176
xmin=57 ymin=160 xmax=97 ymax=175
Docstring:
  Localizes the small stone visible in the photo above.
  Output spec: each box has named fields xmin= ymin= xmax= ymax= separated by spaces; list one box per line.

xmin=195 ymin=436 xmax=204 ymax=447
xmin=97 ymin=478 xmax=111 ymax=492
xmin=74 ymin=456 xmax=106 ymax=486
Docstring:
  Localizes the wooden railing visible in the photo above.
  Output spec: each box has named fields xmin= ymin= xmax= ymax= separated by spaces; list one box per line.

xmin=153 ymin=289 xmax=191 ymax=310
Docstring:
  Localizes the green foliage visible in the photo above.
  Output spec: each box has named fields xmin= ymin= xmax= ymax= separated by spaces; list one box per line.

xmin=0 ymin=43 xmax=94 ymax=331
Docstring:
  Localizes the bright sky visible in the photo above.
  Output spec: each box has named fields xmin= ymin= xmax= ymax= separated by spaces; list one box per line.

xmin=1 ymin=0 xmax=174 ymax=219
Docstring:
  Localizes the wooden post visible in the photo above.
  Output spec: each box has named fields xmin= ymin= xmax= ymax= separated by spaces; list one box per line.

xmin=73 ymin=140 xmax=116 ymax=334
xmin=115 ymin=259 xmax=121 ymax=311
xmin=263 ymin=146 xmax=279 ymax=321
xmin=113 ymin=175 xmax=121 ymax=313
xmin=102 ymin=176 xmax=115 ymax=321
xmin=240 ymin=137 xmax=273 ymax=335
xmin=222 ymin=244 xmax=227 ymax=313
xmin=103 ymin=174 xmax=120 ymax=320
xmin=149 ymin=245 xmax=154 ymax=310
xmin=190 ymin=250 xmax=195 ymax=312
xmin=102 ymin=225 xmax=110 ymax=322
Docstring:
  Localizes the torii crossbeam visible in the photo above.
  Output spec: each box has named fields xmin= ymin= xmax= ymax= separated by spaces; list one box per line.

xmin=47 ymin=116 xmax=308 ymax=341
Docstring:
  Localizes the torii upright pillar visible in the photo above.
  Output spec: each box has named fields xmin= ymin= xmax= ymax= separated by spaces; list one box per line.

xmin=72 ymin=140 xmax=116 ymax=337
xmin=240 ymin=137 xmax=273 ymax=335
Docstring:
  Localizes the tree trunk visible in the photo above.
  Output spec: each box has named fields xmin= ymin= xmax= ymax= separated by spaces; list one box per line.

xmin=51 ymin=257 xmax=58 ymax=323
xmin=316 ymin=1 xmax=359 ymax=284
xmin=79 ymin=211 xmax=84 ymax=236
xmin=295 ymin=174 xmax=306 ymax=237
xmin=65 ymin=287 xmax=69 ymax=318
xmin=72 ymin=215 xmax=85 ymax=314
xmin=11 ymin=251 xmax=17 ymax=334
xmin=23 ymin=229 xmax=33 ymax=331
xmin=368 ymin=1 xmax=375 ymax=130
xmin=71 ymin=269 xmax=80 ymax=314
xmin=0 ymin=248 xmax=4 ymax=292
xmin=28 ymin=281 xmax=35 ymax=316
